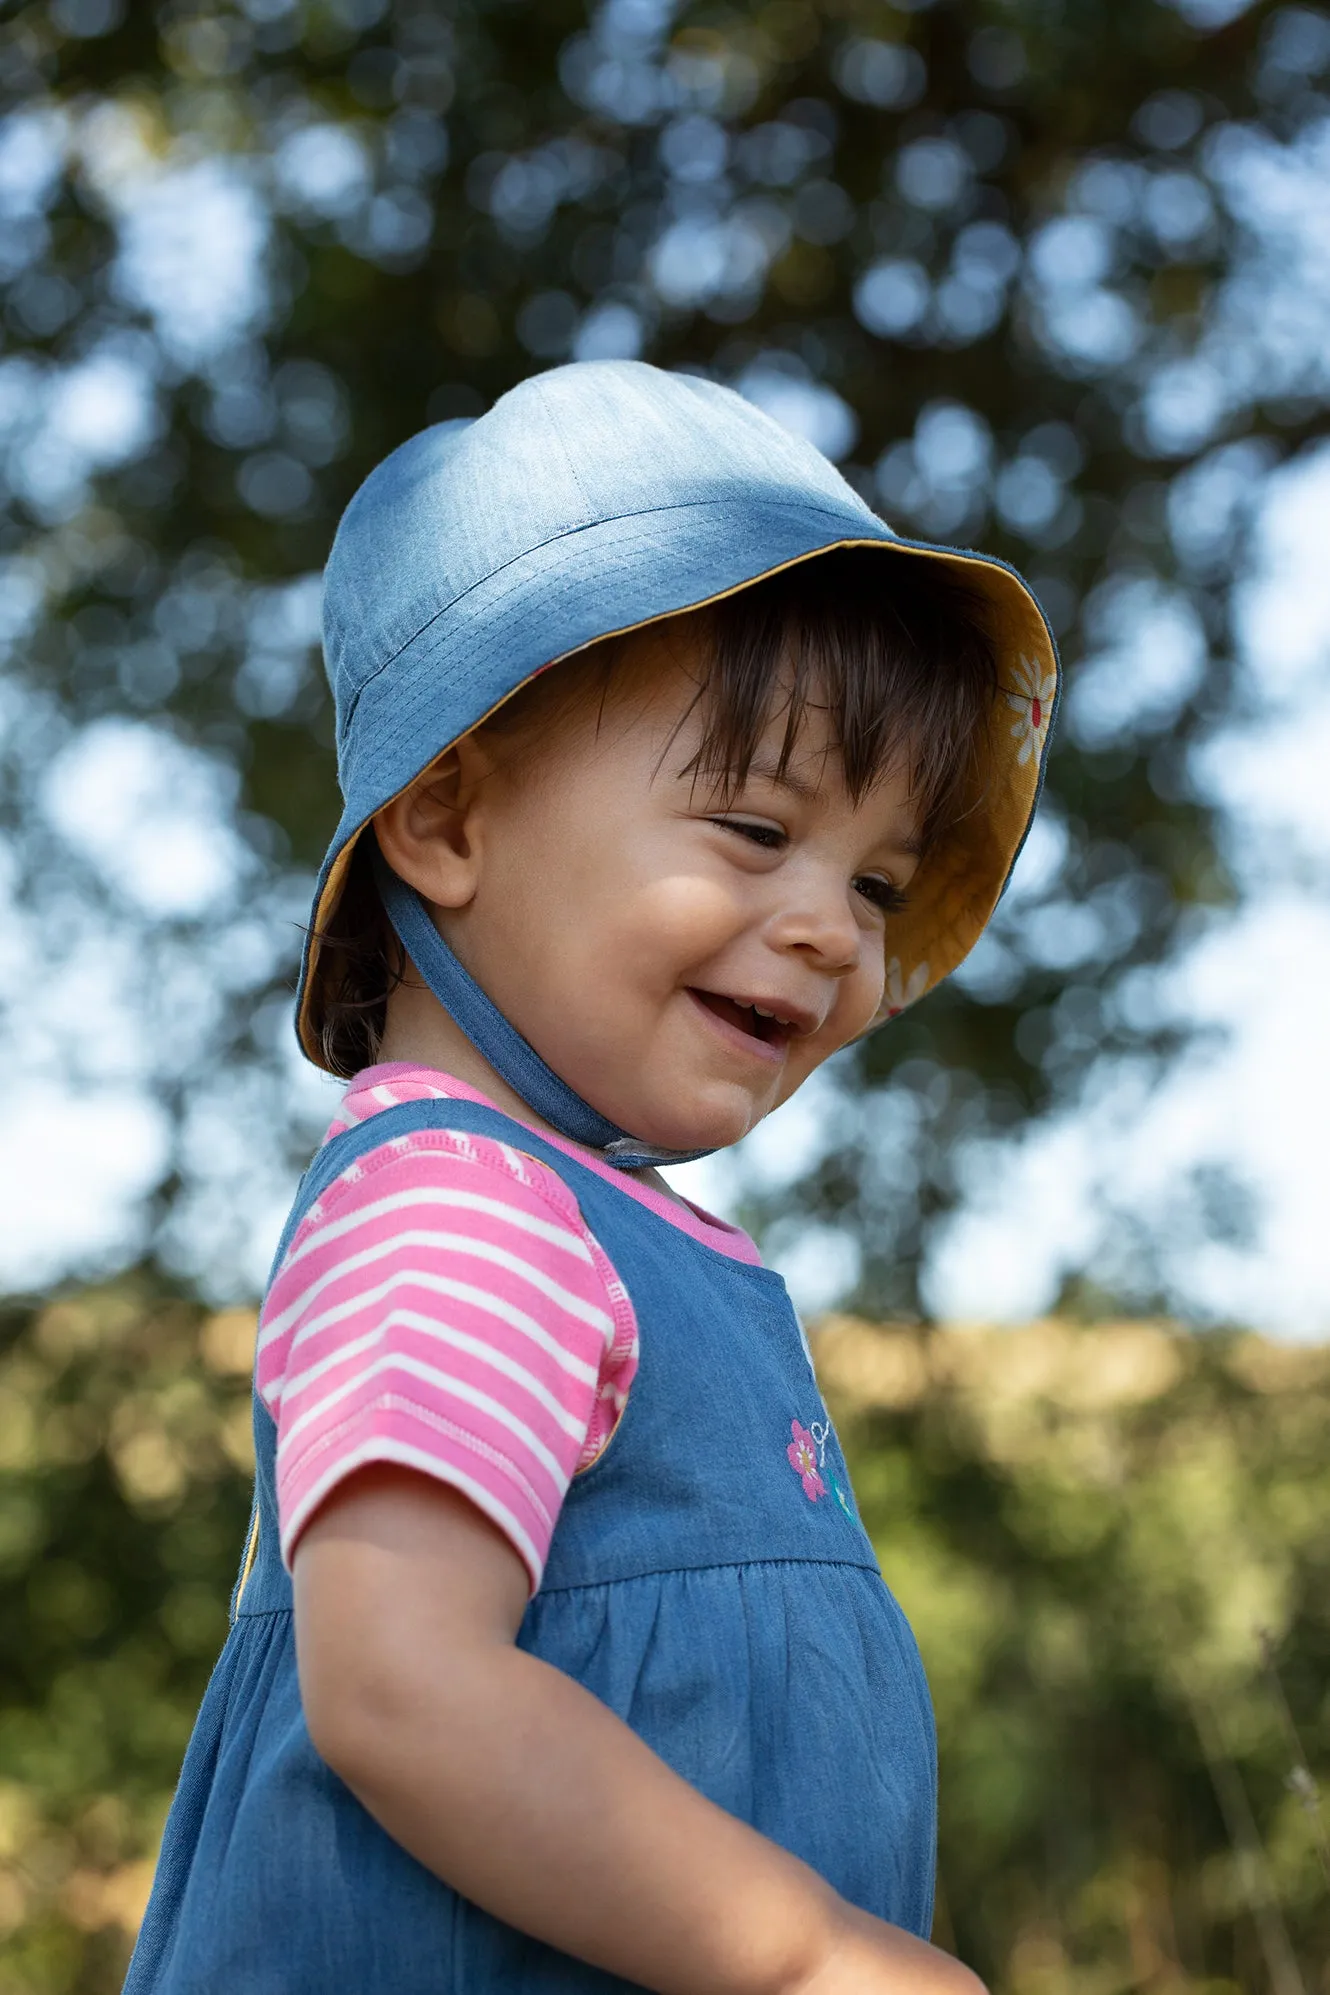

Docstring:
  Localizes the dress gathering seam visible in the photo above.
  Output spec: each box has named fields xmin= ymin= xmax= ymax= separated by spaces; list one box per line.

xmin=534 ymin=1553 xmax=885 ymax=1596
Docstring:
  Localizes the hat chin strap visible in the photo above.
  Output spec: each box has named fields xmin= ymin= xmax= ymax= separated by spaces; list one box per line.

xmin=370 ymin=850 xmax=716 ymax=1173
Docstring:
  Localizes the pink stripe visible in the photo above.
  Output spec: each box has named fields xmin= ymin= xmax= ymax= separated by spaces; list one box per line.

xmin=346 ymin=1063 xmax=764 ymax=1265
xmin=261 ymin=1085 xmax=640 ymax=1590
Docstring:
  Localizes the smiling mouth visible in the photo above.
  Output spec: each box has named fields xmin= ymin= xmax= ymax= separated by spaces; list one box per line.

xmin=688 ymin=990 xmax=796 ymax=1046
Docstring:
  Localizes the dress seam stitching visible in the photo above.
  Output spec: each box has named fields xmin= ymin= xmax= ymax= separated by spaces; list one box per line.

xmin=535 ymin=1554 xmax=881 ymax=1597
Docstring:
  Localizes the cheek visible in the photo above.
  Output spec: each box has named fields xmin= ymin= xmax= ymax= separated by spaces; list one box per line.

xmin=857 ymin=943 xmax=887 ymax=1028
xmin=631 ymin=873 xmax=748 ymax=957
xmin=573 ymin=846 xmax=751 ymax=980
xmin=796 ymin=949 xmax=885 ymax=1075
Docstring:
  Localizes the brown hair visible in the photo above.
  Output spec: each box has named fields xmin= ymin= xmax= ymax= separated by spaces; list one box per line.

xmin=312 ymin=547 xmax=997 ymax=1077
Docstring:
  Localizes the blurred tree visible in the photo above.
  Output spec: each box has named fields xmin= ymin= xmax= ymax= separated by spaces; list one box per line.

xmin=2 ymin=1287 xmax=1327 ymax=1991
xmin=0 ymin=1282 xmax=254 ymax=1992
xmin=819 ymin=1315 xmax=1330 ymax=1992
xmin=0 ymin=0 xmax=1328 ymax=1306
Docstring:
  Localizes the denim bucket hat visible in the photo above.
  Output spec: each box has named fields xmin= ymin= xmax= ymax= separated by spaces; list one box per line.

xmin=299 ymin=359 xmax=1058 ymax=1069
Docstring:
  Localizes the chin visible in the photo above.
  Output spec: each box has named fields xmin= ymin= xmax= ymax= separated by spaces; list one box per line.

xmin=627 ymin=1087 xmax=768 ymax=1155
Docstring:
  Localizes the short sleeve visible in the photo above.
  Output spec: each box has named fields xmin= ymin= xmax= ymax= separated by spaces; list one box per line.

xmin=255 ymin=1128 xmax=638 ymax=1591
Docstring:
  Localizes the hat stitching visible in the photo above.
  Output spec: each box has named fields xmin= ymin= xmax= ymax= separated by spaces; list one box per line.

xmin=530 ymin=376 xmax=596 ymax=523
xmin=331 ymin=494 xmax=897 ymax=749
xmin=333 ymin=516 xmax=1047 ymax=805
xmin=324 ymin=539 xmax=1054 ymax=871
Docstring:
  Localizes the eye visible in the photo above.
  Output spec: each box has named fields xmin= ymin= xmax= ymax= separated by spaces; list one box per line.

xmin=854 ymin=876 xmax=908 ymax=916
xmin=709 ymin=816 xmax=786 ymax=850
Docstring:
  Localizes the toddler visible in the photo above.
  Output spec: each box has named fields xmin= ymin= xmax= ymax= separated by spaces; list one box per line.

xmin=126 ymin=361 xmax=1057 ymax=1993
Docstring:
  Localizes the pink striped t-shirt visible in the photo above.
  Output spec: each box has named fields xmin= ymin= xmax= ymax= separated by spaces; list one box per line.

xmin=256 ymin=1064 xmax=761 ymax=1591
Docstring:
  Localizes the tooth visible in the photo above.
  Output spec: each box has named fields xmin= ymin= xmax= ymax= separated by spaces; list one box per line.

xmin=754 ymin=1005 xmax=776 ymax=1018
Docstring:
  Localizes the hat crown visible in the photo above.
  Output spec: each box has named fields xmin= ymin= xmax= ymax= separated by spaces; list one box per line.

xmin=322 ymin=361 xmax=877 ymax=745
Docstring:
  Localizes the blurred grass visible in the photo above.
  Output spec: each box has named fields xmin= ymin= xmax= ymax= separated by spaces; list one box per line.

xmin=1 ymin=1284 xmax=1326 ymax=1991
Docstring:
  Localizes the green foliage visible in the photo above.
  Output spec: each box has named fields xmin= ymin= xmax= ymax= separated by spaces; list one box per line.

xmin=5 ymin=0 xmax=1329 ymax=1304
xmin=820 ymin=1315 xmax=1330 ymax=1991
xmin=2 ymin=1284 xmax=1328 ymax=1991
xmin=0 ymin=1283 xmax=254 ymax=1995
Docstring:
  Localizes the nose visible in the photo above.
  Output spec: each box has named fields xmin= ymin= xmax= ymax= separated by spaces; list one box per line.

xmin=766 ymin=867 xmax=863 ymax=978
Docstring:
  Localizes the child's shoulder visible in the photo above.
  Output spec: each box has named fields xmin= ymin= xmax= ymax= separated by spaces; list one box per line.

xmin=310 ymin=1062 xmax=589 ymax=1228
xmin=320 ymin=1064 xmax=763 ymax=1268
xmin=256 ymin=1066 xmax=626 ymax=1396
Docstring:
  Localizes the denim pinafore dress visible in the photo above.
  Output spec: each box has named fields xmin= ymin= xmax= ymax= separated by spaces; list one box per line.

xmin=126 ymin=1099 xmax=937 ymax=1992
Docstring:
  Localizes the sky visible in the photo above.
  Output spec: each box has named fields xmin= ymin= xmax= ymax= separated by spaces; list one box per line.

xmin=1 ymin=26 xmax=1328 ymax=1336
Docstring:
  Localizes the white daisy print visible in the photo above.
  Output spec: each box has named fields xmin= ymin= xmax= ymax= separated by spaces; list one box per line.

xmin=1005 ymin=654 xmax=1056 ymax=767
xmin=884 ymin=957 xmax=929 ymax=1019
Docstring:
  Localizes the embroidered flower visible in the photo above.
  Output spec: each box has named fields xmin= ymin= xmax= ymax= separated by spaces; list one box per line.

xmin=787 ymin=1420 xmax=826 ymax=1502
xmin=1005 ymin=654 xmax=1056 ymax=768
xmin=884 ymin=957 xmax=929 ymax=1020
xmin=831 ymin=1477 xmax=856 ymax=1521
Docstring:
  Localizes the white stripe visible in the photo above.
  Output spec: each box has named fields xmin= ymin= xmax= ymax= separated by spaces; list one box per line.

xmin=281 ymin=1349 xmax=570 ymax=1490
xmin=278 ymin=1181 xmax=593 ymax=1277
xmin=282 ymin=1305 xmax=587 ymax=1441
xmin=498 ymin=1141 xmax=533 ymax=1183
xmin=281 ymin=1437 xmax=543 ymax=1588
xmin=261 ymin=1227 xmax=610 ymax=1354
xmin=271 ymin=1265 xmax=601 ymax=1390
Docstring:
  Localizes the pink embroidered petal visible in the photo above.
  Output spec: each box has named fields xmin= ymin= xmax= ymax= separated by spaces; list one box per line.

xmin=786 ymin=1420 xmax=826 ymax=1501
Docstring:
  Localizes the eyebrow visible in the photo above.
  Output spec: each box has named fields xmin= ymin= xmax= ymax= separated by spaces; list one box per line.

xmin=742 ymin=754 xmax=926 ymax=860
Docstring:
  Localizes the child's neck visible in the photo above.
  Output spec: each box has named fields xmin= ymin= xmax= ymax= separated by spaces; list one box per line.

xmin=376 ymin=977 xmax=691 ymax=1210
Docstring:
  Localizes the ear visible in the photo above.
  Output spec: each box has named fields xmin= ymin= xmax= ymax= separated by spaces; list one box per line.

xmin=373 ymin=734 xmax=496 ymax=911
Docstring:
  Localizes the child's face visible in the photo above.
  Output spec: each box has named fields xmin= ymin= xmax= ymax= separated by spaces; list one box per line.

xmin=385 ymin=627 xmax=925 ymax=1154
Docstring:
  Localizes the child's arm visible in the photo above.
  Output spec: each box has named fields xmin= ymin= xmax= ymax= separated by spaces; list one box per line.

xmin=294 ymin=1467 xmax=985 ymax=1995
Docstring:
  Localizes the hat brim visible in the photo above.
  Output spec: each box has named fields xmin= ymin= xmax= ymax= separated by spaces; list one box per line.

xmin=297 ymin=497 xmax=1057 ymax=1067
